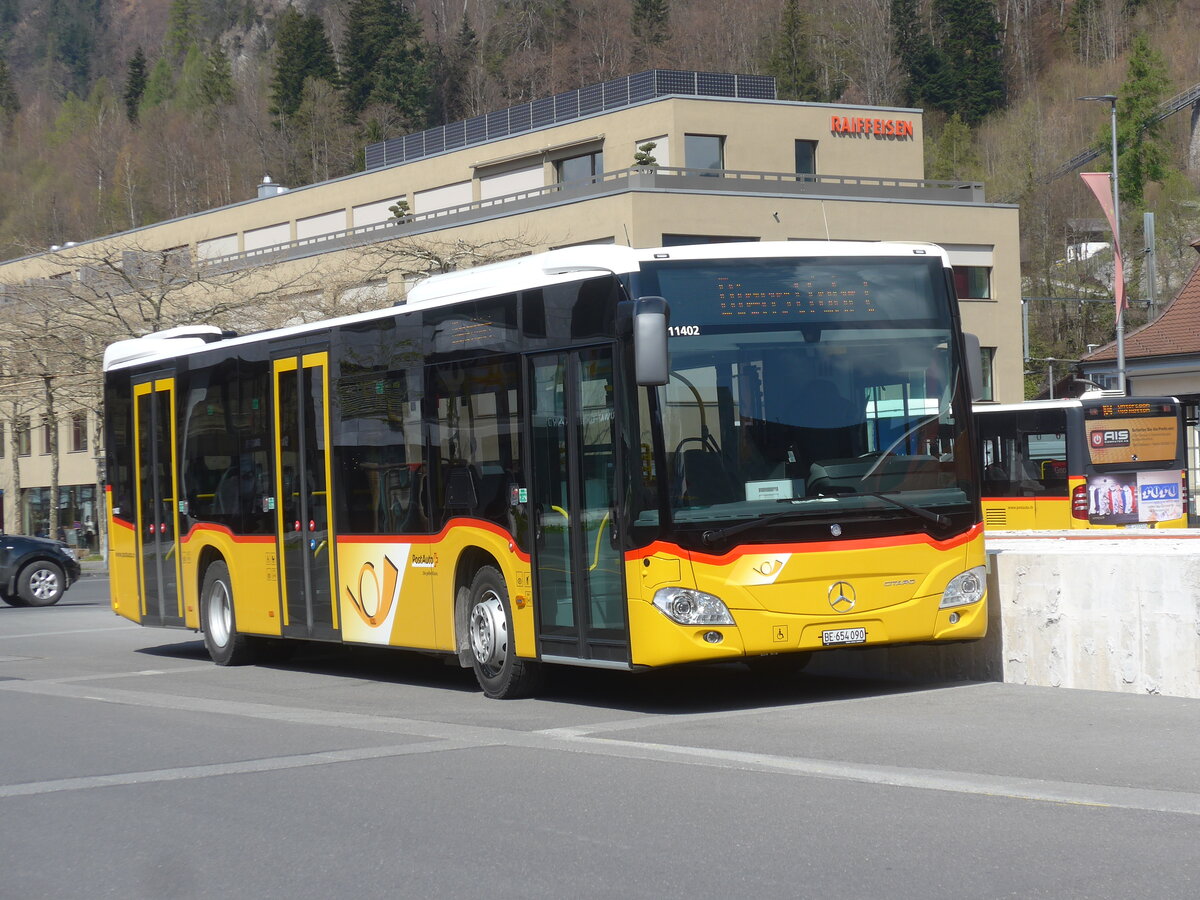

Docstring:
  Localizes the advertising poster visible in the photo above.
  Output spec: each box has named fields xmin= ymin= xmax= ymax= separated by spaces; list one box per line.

xmin=1085 ymin=406 xmax=1178 ymax=466
xmin=1135 ymin=470 xmax=1184 ymax=523
xmin=1085 ymin=473 xmax=1139 ymax=525
xmin=1086 ymin=470 xmax=1183 ymax=525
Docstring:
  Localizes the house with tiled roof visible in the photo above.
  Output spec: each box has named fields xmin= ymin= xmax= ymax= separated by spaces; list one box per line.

xmin=1079 ymin=239 xmax=1200 ymax=524
xmin=1080 ymin=240 xmax=1200 ymax=397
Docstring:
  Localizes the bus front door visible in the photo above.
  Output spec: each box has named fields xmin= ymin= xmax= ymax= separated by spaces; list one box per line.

xmin=528 ymin=348 xmax=630 ymax=667
xmin=133 ymin=377 xmax=184 ymax=626
xmin=273 ymin=352 xmax=339 ymax=641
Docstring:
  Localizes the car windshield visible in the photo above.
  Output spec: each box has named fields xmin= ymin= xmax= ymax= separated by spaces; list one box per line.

xmin=637 ymin=255 xmax=976 ymax=531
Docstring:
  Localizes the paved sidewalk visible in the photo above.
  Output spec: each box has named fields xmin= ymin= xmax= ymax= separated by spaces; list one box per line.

xmin=79 ymin=558 xmax=108 ymax=577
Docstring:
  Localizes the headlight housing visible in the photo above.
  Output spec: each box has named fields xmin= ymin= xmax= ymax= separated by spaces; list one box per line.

xmin=940 ymin=565 xmax=986 ymax=609
xmin=652 ymin=587 xmax=735 ymax=625
xmin=57 ymin=545 xmax=78 ymax=561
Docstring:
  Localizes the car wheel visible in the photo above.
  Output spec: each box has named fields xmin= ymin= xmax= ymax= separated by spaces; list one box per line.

xmin=200 ymin=560 xmax=259 ymax=666
xmin=18 ymin=561 xmax=65 ymax=607
xmin=466 ymin=565 xmax=541 ymax=699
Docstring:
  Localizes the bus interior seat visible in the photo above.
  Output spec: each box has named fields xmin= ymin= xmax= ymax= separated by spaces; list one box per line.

xmin=475 ymin=465 xmax=514 ymax=521
xmin=400 ymin=469 xmax=429 ymax=532
xmin=443 ymin=464 xmax=480 ymax=511
xmin=676 ymin=448 xmax=738 ymax=506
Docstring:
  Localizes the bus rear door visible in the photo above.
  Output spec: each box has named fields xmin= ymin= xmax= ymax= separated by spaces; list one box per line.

xmin=132 ymin=375 xmax=185 ymax=626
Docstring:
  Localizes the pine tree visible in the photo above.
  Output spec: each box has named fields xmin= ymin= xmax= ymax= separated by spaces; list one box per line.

xmin=0 ymin=53 xmax=19 ymax=125
xmin=123 ymin=47 xmax=148 ymax=123
xmin=140 ymin=56 xmax=177 ymax=113
xmin=165 ymin=0 xmax=203 ymax=63
xmin=1115 ymin=34 xmax=1171 ymax=208
xmin=891 ymin=0 xmax=942 ymax=107
xmin=632 ymin=0 xmax=670 ymax=48
xmin=270 ymin=7 xmax=339 ymax=121
xmin=928 ymin=113 xmax=981 ymax=180
xmin=765 ymin=0 xmax=821 ymax=102
xmin=201 ymin=46 xmax=235 ymax=107
xmin=930 ymin=0 xmax=1005 ymax=124
xmin=340 ymin=0 xmax=431 ymax=127
xmin=434 ymin=12 xmax=477 ymax=124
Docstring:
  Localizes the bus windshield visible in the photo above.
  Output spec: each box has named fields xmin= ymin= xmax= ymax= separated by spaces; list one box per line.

xmin=641 ymin=256 xmax=975 ymax=531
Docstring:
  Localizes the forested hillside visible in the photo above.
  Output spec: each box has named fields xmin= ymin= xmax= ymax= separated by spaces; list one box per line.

xmin=2 ymin=0 xmax=1199 ymax=393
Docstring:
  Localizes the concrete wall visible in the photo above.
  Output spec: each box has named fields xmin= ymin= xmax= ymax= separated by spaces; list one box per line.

xmin=808 ymin=532 xmax=1200 ymax=699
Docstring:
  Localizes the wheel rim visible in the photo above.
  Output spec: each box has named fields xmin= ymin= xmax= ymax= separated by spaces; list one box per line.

xmin=469 ymin=589 xmax=508 ymax=675
xmin=30 ymin=567 xmax=59 ymax=601
xmin=207 ymin=580 xmax=233 ymax=647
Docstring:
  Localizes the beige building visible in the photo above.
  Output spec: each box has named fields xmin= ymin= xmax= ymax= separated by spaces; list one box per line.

xmin=0 ymin=70 xmax=1021 ymax=545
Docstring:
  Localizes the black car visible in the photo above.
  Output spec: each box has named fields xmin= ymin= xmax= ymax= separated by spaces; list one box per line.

xmin=0 ymin=534 xmax=82 ymax=607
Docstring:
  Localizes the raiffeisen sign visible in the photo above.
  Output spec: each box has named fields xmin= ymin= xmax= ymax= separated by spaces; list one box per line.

xmin=830 ymin=116 xmax=915 ymax=138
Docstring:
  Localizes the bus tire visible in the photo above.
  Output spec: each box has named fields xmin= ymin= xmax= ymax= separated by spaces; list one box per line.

xmin=200 ymin=560 xmax=258 ymax=666
xmin=466 ymin=565 xmax=541 ymax=699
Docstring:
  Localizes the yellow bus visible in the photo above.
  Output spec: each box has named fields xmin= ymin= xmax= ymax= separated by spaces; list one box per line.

xmin=103 ymin=241 xmax=988 ymax=698
xmin=974 ymin=396 xmax=1188 ymax=530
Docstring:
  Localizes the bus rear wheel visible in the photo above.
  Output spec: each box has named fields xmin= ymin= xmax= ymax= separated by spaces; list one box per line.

xmin=201 ymin=560 xmax=258 ymax=666
xmin=467 ymin=566 xmax=541 ymax=699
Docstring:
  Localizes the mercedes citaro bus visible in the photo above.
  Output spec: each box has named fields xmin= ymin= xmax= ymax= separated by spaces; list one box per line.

xmin=104 ymin=241 xmax=988 ymax=697
xmin=974 ymin=395 xmax=1188 ymax=530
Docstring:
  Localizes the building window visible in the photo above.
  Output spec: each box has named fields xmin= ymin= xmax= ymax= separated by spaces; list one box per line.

xmin=17 ymin=417 xmax=30 ymax=456
xmin=557 ymin=150 xmax=603 ymax=183
xmin=684 ymin=134 xmax=724 ymax=175
xmin=795 ymin=140 xmax=817 ymax=179
xmin=0 ymin=421 xmax=4 ymax=457
xmin=71 ymin=412 xmax=88 ymax=452
xmin=662 ymin=234 xmax=759 ymax=246
xmin=953 ymin=266 xmax=991 ymax=299
xmin=980 ymin=347 xmax=996 ymax=402
xmin=41 ymin=416 xmax=52 ymax=455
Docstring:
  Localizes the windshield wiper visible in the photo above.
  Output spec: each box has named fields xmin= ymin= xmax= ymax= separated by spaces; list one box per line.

xmin=699 ymin=492 xmax=951 ymax=546
xmin=700 ymin=502 xmax=834 ymax=546
xmin=864 ymin=491 xmax=951 ymax=529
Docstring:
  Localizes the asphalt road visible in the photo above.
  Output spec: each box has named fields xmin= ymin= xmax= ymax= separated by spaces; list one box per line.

xmin=2 ymin=573 xmax=1199 ymax=899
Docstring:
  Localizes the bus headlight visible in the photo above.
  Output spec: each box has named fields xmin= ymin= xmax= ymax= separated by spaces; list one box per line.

xmin=652 ymin=587 xmax=735 ymax=626
xmin=940 ymin=566 xmax=986 ymax=609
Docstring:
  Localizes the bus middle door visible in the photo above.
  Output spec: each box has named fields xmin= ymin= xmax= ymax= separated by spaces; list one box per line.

xmin=272 ymin=351 xmax=339 ymax=641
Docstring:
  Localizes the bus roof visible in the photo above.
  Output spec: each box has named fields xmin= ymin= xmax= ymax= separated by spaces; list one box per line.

xmin=103 ymin=239 xmax=952 ymax=372
xmin=974 ymin=396 xmax=1181 ymax=415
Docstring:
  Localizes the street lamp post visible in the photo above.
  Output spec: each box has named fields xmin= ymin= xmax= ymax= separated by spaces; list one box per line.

xmin=1078 ymin=94 xmax=1126 ymax=395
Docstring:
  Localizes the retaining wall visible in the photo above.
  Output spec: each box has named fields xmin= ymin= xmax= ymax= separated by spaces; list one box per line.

xmin=805 ymin=531 xmax=1200 ymax=699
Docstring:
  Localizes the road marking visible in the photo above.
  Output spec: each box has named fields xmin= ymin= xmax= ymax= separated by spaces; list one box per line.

xmin=2 ymin=676 xmax=1200 ymax=817
xmin=0 ymin=740 xmax=490 ymax=798
xmin=32 ymin=666 xmax=216 ymax=684
xmin=0 ymin=626 xmax=138 ymax=640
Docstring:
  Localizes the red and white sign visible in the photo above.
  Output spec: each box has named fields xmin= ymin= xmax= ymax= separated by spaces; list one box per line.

xmin=830 ymin=116 xmax=914 ymax=138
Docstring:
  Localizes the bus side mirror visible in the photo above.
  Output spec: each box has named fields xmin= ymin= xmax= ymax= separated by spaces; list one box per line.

xmin=634 ymin=296 xmax=670 ymax=386
xmin=963 ymin=332 xmax=984 ymax=401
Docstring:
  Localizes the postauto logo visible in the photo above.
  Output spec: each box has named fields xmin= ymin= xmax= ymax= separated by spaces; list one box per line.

xmin=1090 ymin=428 xmax=1131 ymax=449
xmin=1141 ymin=482 xmax=1180 ymax=502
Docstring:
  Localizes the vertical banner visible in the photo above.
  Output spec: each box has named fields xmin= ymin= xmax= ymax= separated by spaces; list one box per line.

xmin=1080 ymin=172 xmax=1127 ymax=312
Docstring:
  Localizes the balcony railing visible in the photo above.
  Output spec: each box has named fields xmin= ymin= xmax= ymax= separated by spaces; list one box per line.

xmin=200 ymin=166 xmax=989 ymax=272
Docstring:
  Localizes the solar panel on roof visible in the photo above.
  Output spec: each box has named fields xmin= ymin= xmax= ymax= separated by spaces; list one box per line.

xmin=363 ymin=70 xmax=778 ymax=170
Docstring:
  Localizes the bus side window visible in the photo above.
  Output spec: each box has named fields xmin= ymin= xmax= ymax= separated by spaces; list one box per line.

xmin=1024 ymin=431 xmax=1067 ymax=494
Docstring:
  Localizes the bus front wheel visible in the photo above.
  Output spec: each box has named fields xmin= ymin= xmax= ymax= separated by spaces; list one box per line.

xmin=467 ymin=566 xmax=541 ymax=699
xmin=201 ymin=560 xmax=258 ymax=666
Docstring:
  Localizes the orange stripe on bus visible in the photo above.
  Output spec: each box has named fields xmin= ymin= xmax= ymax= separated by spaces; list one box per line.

xmin=627 ymin=521 xmax=984 ymax=565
